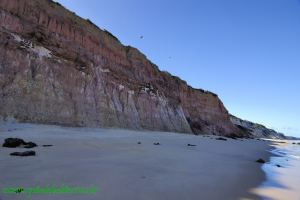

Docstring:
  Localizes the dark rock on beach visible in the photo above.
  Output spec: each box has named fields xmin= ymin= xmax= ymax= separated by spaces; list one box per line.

xmin=216 ymin=137 xmax=227 ymax=141
xmin=256 ymin=158 xmax=265 ymax=164
xmin=187 ymin=144 xmax=197 ymax=146
xmin=42 ymin=145 xmax=53 ymax=147
xmin=153 ymin=142 xmax=160 ymax=145
xmin=10 ymin=151 xmax=36 ymax=157
xmin=2 ymin=138 xmax=37 ymax=148
xmin=23 ymin=142 xmax=37 ymax=148
xmin=2 ymin=138 xmax=26 ymax=148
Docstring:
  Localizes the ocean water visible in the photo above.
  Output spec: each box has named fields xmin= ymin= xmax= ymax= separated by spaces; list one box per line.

xmin=253 ymin=141 xmax=300 ymax=200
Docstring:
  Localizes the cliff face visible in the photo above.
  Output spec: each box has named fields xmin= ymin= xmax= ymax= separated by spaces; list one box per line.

xmin=230 ymin=115 xmax=286 ymax=139
xmin=0 ymin=0 xmax=241 ymax=136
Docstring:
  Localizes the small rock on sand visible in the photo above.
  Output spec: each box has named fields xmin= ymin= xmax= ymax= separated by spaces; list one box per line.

xmin=187 ymin=144 xmax=197 ymax=146
xmin=256 ymin=158 xmax=265 ymax=164
xmin=42 ymin=145 xmax=53 ymax=147
xmin=10 ymin=151 xmax=36 ymax=157
xmin=216 ymin=137 xmax=227 ymax=141
xmin=24 ymin=142 xmax=37 ymax=148
xmin=153 ymin=142 xmax=160 ymax=145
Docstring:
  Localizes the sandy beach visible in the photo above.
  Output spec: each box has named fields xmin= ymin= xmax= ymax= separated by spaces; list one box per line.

xmin=0 ymin=123 xmax=272 ymax=200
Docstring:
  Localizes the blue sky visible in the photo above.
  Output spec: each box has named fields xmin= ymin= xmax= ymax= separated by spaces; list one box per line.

xmin=55 ymin=0 xmax=300 ymax=137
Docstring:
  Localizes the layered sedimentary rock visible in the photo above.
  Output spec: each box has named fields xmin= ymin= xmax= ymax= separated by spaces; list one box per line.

xmin=0 ymin=0 xmax=242 ymax=136
xmin=230 ymin=115 xmax=286 ymax=139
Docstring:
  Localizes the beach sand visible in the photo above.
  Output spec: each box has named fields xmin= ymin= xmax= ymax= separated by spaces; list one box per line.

xmin=0 ymin=123 xmax=271 ymax=200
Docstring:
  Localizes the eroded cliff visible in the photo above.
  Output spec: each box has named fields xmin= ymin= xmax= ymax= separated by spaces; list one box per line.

xmin=0 ymin=0 xmax=242 ymax=136
xmin=230 ymin=115 xmax=286 ymax=139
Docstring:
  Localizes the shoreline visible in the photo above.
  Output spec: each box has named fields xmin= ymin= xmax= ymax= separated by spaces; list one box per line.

xmin=251 ymin=140 xmax=300 ymax=200
xmin=0 ymin=123 xmax=273 ymax=200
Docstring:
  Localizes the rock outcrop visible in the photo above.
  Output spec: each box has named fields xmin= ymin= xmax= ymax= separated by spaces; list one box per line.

xmin=2 ymin=138 xmax=37 ymax=148
xmin=230 ymin=115 xmax=286 ymax=139
xmin=0 ymin=0 xmax=244 ymax=136
xmin=10 ymin=151 xmax=36 ymax=157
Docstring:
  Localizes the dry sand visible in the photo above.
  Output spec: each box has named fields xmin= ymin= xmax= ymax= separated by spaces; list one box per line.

xmin=0 ymin=123 xmax=272 ymax=200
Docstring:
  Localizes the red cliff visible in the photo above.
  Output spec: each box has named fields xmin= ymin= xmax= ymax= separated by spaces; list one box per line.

xmin=0 ymin=0 xmax=243 ymax=136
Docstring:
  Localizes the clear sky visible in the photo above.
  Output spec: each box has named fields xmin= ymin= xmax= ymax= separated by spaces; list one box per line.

xmin=55 ymin=0 xmax=300 ymax=137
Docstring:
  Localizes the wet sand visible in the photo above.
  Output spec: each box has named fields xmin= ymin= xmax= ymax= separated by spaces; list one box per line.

xmin=0 ymin=123 xmax=271 ymax=200
xmin=252 ymin=140 xmax=300 ymax=200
